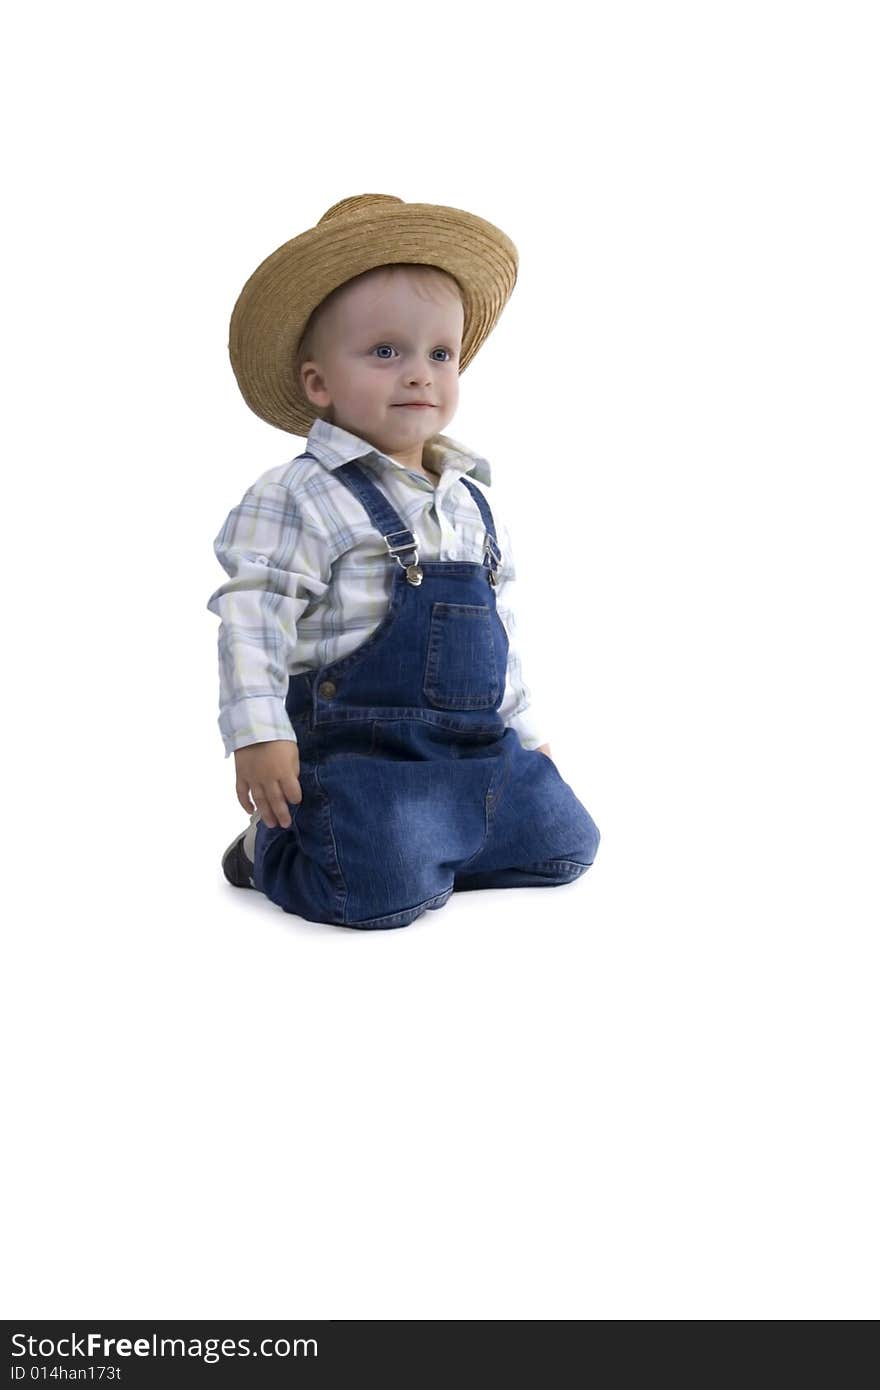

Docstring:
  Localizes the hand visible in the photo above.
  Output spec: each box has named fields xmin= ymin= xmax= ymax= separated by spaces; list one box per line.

xmin=234 ymin=739 xmax=302 ymax=829
xmin=536 ymin=743 xmax=552 ymax=758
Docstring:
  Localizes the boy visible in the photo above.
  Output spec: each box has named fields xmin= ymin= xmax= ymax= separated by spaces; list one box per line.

xmin=208 ymin=193 xmax=600 ymax=930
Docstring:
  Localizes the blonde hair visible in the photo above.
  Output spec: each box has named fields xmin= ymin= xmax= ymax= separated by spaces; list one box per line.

xmin=296 ymin=263 xmax=464 ymax=424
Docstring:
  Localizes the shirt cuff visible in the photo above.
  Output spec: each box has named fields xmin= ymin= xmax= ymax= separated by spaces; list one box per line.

xmin=504 ymin=706 xmax=546 ymax=751
xmin=219 ymin=696 xmax=298 ymax=758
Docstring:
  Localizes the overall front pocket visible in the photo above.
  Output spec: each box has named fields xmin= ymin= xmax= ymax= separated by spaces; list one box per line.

xmin=422 ymin=602 xmax=500 ymax=710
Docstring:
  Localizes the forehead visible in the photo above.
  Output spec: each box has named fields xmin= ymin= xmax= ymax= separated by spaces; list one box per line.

xmin=333 ymin=270 xmax=463 ymax=330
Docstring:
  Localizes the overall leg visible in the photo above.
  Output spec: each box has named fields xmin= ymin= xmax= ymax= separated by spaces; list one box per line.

xmin=254 ymin=751 xmax=497 ymax=930
xmin=252 ymin=764 xmax=348 ymax=926
xmin=313 ymin=750 xmax=494 ymax=928
xmin=453 ymin=736 xmax=600 ymax=892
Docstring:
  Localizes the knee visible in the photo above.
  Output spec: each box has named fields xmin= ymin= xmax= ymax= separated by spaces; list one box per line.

xmin=585 ymin=816 xmax=600 ymax=865
xmin=571 ymin=809 xmax=600 ymax=867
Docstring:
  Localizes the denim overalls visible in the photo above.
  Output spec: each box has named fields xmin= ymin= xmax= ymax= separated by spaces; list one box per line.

xmin=252 ymin=456 xmax=600 ymax=929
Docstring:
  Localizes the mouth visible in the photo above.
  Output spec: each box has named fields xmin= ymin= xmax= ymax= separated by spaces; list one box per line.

xmin=392 ymin=403 xmax=435 ymax=409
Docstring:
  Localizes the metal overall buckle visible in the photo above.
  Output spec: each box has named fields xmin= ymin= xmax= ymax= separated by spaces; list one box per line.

xmin=483 ymin=532 xmax=503 ymax=588
xmin=383 ymin=528 xmax=423 ymax=586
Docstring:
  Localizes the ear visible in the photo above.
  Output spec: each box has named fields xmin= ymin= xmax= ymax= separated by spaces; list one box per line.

xmin=300 ymin=360 xmax=331 ymax=410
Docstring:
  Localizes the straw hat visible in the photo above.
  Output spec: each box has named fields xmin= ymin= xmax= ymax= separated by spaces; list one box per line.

xmin=228 ymin=193 xmax=519 ymax=437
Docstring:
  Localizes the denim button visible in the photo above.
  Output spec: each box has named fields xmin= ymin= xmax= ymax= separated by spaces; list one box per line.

xmin=318 ymin=680 xmax=336 ymax=698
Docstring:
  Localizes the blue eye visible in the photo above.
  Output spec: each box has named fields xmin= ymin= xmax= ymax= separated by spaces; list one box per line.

xmin=371 ymin=344 xmax=454 ymax=360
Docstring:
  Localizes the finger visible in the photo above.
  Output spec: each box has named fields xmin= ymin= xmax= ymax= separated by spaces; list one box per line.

xmin=236 ymin=781 xmax=254 ymax=815
xmin=268 ymin=783 xmax=293 ymax=830
xmin=252 ymin=782 xmax=278 ymax=829
xmin=282 ymin=776 xmax=302 ymax=806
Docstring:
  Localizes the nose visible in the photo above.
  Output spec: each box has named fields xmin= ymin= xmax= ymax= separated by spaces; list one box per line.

xmin=398 ymin=351 xmax=432 ymax=385
xmin=405 ymin=365 xmax=432 ymax=386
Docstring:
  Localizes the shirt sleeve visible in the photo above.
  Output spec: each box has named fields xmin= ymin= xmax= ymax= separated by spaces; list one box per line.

xmin=492 ymin=517 xmax=547 ymax=750
xmin=206 ymin=479 xmax=332 ymax=757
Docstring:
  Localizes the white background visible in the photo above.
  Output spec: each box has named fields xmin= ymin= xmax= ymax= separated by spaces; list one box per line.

xmin=3 ymin=0 xmax=878 ymax=1320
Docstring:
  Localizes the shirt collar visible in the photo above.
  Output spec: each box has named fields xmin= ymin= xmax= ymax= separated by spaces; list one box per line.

xmin=304 ymin=416 xmax=493 ymax=486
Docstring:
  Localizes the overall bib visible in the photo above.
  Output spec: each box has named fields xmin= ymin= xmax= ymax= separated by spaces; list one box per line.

xmin=252 ymin=457 xmax=600 ymax=929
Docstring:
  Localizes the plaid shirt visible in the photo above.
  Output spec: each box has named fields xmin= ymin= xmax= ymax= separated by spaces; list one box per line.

xmin=207 ymin=417 xmax=545 ymax=757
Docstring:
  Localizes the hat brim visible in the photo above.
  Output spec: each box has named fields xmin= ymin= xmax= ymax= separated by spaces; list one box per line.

xmin=228 ymin=198 xmax=518 ymax=436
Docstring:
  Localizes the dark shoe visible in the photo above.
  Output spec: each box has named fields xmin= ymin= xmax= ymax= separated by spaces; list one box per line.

xmin=221 ymin=812 xmax=259 ymax=889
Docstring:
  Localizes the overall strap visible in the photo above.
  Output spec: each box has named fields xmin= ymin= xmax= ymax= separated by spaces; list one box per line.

xmin=302 ymin=452 xmax=420 ymax=576
xmin=458 ymin=476 xmax=503 ymax=586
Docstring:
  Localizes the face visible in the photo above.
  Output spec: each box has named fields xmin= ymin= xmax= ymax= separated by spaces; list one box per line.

xmin=299 ymin=269 xmax=465 ymax=471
